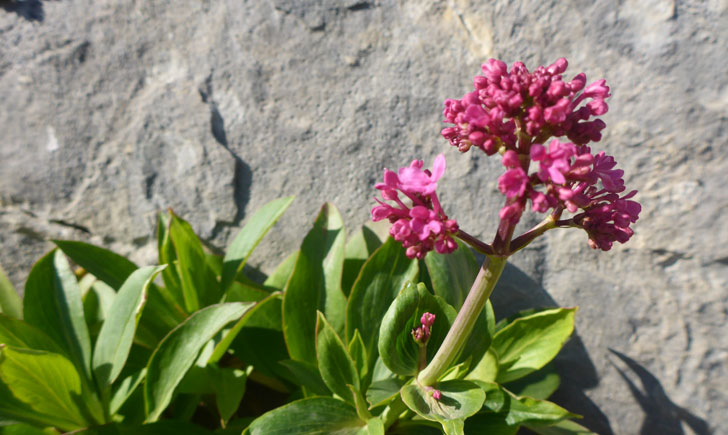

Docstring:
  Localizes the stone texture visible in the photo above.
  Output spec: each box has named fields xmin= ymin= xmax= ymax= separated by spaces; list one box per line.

xmin=1 ymin=0 xmax=726 ymax=433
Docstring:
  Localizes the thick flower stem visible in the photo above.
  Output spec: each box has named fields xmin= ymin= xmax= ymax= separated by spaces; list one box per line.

xmin=417 ymin=255 xmax=507 ymax=386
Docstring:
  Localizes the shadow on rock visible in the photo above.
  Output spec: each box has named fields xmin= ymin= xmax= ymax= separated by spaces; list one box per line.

xmin=491 ymin=263 xmax=614 ymax=435
xmin=1 ymin=0 xmax=45 ymax=21
xmin=608 ymin=349 xmax=712 ymax=435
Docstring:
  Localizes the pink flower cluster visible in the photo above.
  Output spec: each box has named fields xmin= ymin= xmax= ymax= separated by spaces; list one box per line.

xmin=412 ymin=312 xmax=436 ymax=344
xmin=371 ymin=155 xmax=459 ymax=259
xmin=441 ymin=58 xmax=609 ymax=155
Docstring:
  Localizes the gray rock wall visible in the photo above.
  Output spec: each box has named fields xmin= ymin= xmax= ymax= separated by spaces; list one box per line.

xmin=1 ymin=1 xmax=725 ymax=433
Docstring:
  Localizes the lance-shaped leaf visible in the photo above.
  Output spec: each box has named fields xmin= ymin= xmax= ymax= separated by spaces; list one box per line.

xmin=378 ymin=282 xmax=456 ymax=376
xmin=316 ymin=312 xmax=359 ymax=403
xmin=263 ymin=250 xmax=298 ymax=290
xmin=221 ymin=196 xmax=294 ymax=293
xmin=342 ymin=226 xmax=382 ymax=297
xmin=23 ymin=250 xmax=92 ymax=380
xmin=283 ymin=204 xmax=347 ymax=365
xmin=524 ymin=419 xmax=595 ymax=434
xmin=144 ymin=302 xmax=253 ymax=421
xmin=244 ymin=397 xmax=368 ymax=435
xmin=492 ymin=308 xmax=576 ymax=383
xmin=478 ymin=382 xmax=578 ymax=427
xmin=0 ymin=345 xmax=104 ymax=431
xmin=346 ymin=238 xmax=418 ymax=368
xmin=0 ymin=314 xmax=66 ymax=354
xmin=0 ymin=264 xmax=22 ymax=319
xmin=169 ymin=214 xmax=219 ymax=311
xmin=400 ymin=379 xmax=485 ymax=434
xmin=214 ymin=367 xmax=247 ymax=427
xmin=93 ymin=265 xmax=166 ymax=389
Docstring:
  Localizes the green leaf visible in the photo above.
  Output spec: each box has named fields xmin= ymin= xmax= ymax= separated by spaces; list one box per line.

xmin=214 ymin=367 xmax=247 ymax=426
xmin=83 ymin=279 xmax=117 ymax=339
xmin=342 ymin=226 xmax=381 ymax=297
xmin=463 ymin=413 xmax=519 ymax=435
xmin=400 ymin=379 xmax=485 ymax=430
xmin=378 ymin=282 xmax=456 ymax=376
xmin=263 ymin=251 xmax=298 ymax=290
xmin=0 ymin=315 xmax=66 ymax=354
xmin=278 ymin=359 xmax=330 ymax=396
xmin=23 ymin=250 xmax=92 ymax=380
xmin=387 ymin=421 xmax=442 ymax=435
xmin=316 ymin=312 xmax=359 ymax=403
xmin=0 ymin=423 xmax=57 ymax=435
xmin=71 ymin=420 xmax=213 ymax=435
xmin=347 ymin=330 xmax=368 ymax=385
xmin=0 ymin=346 xmax=104 ymax=431
xmin=365 ymin=378 xmax=405 ymax=408
xmin=244 ymin=397 xmax=368 ymax=435
xmin=424 ymin=238 xmax=478 ymax=310
xmin=169 ymin=214 xmax=219 ymax=311
xmin=54 ymin=241 xmax=136 ymax=290
xmin=221 ymin=196 xmax=295 ymax=293
xmin=157 ymin=212 xmax=186 ymax=309
xmin=93 ymin=266 xmax=165 ymax=389
xmin=478 ymin=382 xmax=578 ymax=426
xmin=504 ymin=364 xmax=561 ymax=400
xmin=345 ymin=238 xmax=418 ymax=369
xmin=109 ymin=369 xmax=146 ymax=415
xmin=0 ymin=264 xmax=22 ymax=320
xmin=524 ymin=419 xmax=595 ymax=434
xmin=144 ymin=302 xmax=254 ymax=421
xmin=465 ymin=348 xmax=498 ymax=384
xmin=283 ymin=204 xmax=347 ymax=365
xmin=225 ymin=294 xmax=293 ymax=384
xmin=492 ymin=308 xmax=576 ymax=383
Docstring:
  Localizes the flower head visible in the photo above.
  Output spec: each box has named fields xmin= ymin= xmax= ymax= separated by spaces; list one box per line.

xmin=412 ymin=312 xmax=436 ymax=344
xmin=372 ymin=155 xmax=459 ymax=259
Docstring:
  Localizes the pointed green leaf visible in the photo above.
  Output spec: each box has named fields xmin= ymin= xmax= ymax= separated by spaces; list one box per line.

xmin=214 ymin=367 xmax=247 ymax=426
xmin=263 ymin=251 xmax=298 ymax=290
xmin=221 ymin=196 xmax=295 ymax=293
xmin=283 ymin=204 xmax=347 ymax=365
xmin=0 ymin=264 xmax=22 ymax=320
xmin=169 ymin=214 xmax=219 ymax=311
xmin=365 ymin=378 xmax=405 ymax=408
xmin=0 ymin=315 xmax=66 ymax=355
xmin=245 ymin=397 xmax=368 ymax=435
xmin=524 ymin=419 xmax=595 ymax=434
xmin=348 ymin=330 xmax=368 ymax=384
xmin=504 ymin=364 xmax=561 ymax=400
xmin=109 ymin=368 xmax=146 ymax=415
xmin=23 ymin=250 xmax=92 ymax=380
xmin=345 ymin=238 xmax=418 ymax=369
xmin=378 ymin=282 xmax=456 ymax=376
xmin=93 ymin=266 xmax=165 ymax=389
xmin=342 ymin=226 xmax=381 ymax=297
xmin=400 ymin=379 xmax=485 ymax=426
xmin=0 ymin=346 xmax=104 ymax=431
xmin=316 ymin=312 xmax=359 ymax=403
xmin=424 ymin=238 xmax=478 ymax=310
xmin=144 ymin=302 xmax=254 ymax=421
xmin=279 ymin=359 xmax=330 ymax=396
xmin=478 ymin=381 xmax=578 ymax=426
xmin=493 ymin=308 xmax=576 ymax=383
xmin=157 ymin=212 xmax=186 ymax=309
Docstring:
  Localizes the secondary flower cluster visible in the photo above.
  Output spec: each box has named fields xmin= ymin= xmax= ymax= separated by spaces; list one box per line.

xmin=371 ymin=155 xmax=458 ymax=259
xmin=412 ymin=312 xmax=436 ymax=344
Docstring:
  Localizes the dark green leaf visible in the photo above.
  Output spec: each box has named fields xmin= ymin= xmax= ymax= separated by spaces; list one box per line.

xmin=492 ymin=308 xmax=576 ymax=383
xmin=23 ymin=250 xmax=92 ymax=380
xmin=244 ymin=397 xmax=367 ymax=435
xmin=278 ymin=359 xmax=330 ymax=396
xmin=342 ymin=226 xmax=381 ymax=297
xmin=464 ymin=412 xmax=519 ymax=435
xmin=109 ymin=369 xmax=146 ymax=415
xmin=144 ymin=302 xmax=254 ymax=421
xmin=378 ymin=282 xmax=456 ymax=376
xmin=221 ymin=196 xmax=294 ymax=293
xmin=0 ymin=264 xmax=22 ymax=320
xmin=347 ymin=330 xmax=368 ymax=385
xmin=387 ymin=421 xmax=442 ymax=435
xmin=72 ymin=420 xmax=213 ymax=435
xmin=400 ymin=379 xmax=484 ymax=430
xmin=345 ymin=238 xmax=418 ymax=370
xmin=54 ymin=241 xmax=136 ymax=290
xmin=504 ymin=364 xmax=561 ymax=400
xmin=365 ymin=378 xmax=405 ymax=408
xmin=283 ymin=204 xmax=347 ymax=365
xmin=424 ymin=238 xmax=478 ymax=310
xmin=157 ymin=212 xmax=186 ymax=309
xmin=93 ymin=266 xmax=165 ymax=389
xmin=214 ymin=367 xmax=247 ymax=426
xmin=224 ymin=281 xmax=270 ymax=303
xmin=524 ymin=419 xmax=595 ymax=434
xmin=0 ymin=423 xmax=55 ymax=434
xmin=316 ymin=312 xmax=359 ymax=403
xmin=0 ymin=346 xmax=104 ymax=431
xmin=169 ymin=214 xmax=220 ymax=311
xmin=478 ymin=382 xmax=578 ymax=426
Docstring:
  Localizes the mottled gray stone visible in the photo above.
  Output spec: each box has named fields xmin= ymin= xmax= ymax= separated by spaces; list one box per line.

xmin=1 ymin=1 xmax=726 ymax=433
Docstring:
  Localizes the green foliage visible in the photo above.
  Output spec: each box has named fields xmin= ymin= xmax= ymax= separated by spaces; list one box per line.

xmin=0 ymin=197 xmax=584 ymax=433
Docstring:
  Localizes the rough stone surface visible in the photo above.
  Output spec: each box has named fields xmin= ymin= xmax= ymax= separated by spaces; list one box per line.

xmin=1 ymin=1 xmax=726 ymax=433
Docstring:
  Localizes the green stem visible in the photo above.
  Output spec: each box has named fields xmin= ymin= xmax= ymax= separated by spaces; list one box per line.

xmin=417 ymin=255 xmax=507 ymax=386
